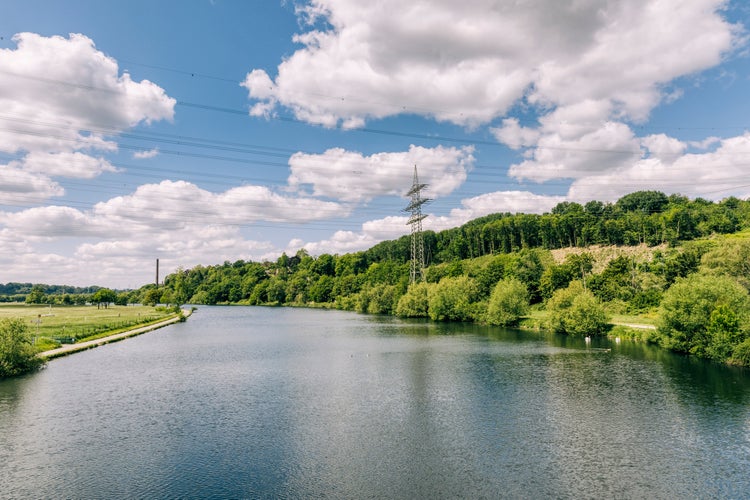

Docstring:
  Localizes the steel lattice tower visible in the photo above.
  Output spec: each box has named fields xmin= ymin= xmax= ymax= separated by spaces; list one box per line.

xmin=404 ymin=165 xmax=430 ymax=283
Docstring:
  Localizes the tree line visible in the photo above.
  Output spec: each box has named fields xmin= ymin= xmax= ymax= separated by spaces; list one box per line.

xmin=4 ymin=191 xmax=750 ymax=369
xmin=365 ymin=191 xmax=746 ymax=265
xmin=122 ymin=191 xmax=750 ymax=366
xmin=4 ymin=284 xmax=130 ymax=307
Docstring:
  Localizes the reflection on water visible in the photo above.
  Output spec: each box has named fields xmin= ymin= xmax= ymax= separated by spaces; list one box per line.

xmin=1 ymin=306 xmax=749 ymax=498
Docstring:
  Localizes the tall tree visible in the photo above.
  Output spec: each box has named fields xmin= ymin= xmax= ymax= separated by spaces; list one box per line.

xmin=1 ymin=318 xmax=44 ymax=377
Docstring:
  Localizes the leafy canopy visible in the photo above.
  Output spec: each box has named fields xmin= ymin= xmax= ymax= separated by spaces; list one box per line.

xmin=1 ymin=318 xmax=44 ymax=378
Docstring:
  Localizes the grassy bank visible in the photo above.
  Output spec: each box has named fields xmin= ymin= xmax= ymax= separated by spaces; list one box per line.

xmin=0 ymin=304 xmax=176 ymax=352
xmin=517 ymin=307 xmax=659 ymax=342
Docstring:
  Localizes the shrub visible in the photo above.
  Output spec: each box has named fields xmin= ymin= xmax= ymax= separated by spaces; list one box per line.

xmin=428 ymin=276 xmax=480 ymax=322
xmin=356 ymin=284 xmax=401 ymax=315
xmin=1 ymin=318 xmax=44 ymax=378
xmin=658 ymin=274 xmax=750 ymax=360
xmin=367 ymin=284 xmax=400 ymax=315
xmin=729 ymin=338 xmax=750 ymax=367
xmin=546 ymin=281 xmax=609 ymax=335
xmin=396 ymin=282 xmax=431 ymax=318
xmin=486 ymin=277 xmax=529 ymax=326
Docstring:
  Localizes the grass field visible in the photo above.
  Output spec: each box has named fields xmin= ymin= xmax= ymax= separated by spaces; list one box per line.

xmin=0 ymin=304 xmax=175 ymax=351
xmin=521 ymin=307 xmax=657 ymax=331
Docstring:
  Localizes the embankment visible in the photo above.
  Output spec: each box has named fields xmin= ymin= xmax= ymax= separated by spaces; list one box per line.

xmin=39 ymin=308 xmax=193 ymax=360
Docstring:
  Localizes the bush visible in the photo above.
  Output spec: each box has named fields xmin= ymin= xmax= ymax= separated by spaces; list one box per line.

xmin=356 ymin=284 xmax=401 ymax=315
xmin=729 ymin=338 xmax=750 ymax=367
xmin=428 ymin=276 xmax=480 ymax=322
xmin=546 ymin=281 xmax=609 ymax=335
xmin=486 ymin=277 xmax=529 ymax=326
xmin=367 ymin=284 xmax=400 ymax=315
xmin=658 ymin=274 xmax=750 ymax=360
xmin=396 ymin=282 xmax=431 ymax=318
xmin=1 ymin=318 xmax=44 ymax=377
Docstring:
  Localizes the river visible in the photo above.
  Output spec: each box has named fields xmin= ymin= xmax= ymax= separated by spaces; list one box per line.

xmin=1 ymin=306 xmax=749 ymax=498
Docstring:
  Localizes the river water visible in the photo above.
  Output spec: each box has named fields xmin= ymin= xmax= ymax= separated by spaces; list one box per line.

xmin=1 ymin=306 xmax=749 ymax=498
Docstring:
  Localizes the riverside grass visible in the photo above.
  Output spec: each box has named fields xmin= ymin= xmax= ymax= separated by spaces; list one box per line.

xmin=0 ymin=304 xmax=174 ymax=352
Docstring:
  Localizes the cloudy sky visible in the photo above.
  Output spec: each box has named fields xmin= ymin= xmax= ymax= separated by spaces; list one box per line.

xmin=2 ymin=0 xmax=750 ymax=288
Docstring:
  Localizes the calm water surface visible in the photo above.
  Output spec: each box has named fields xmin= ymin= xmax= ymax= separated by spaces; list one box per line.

xmin=1 ymin=306 xmax=749 ymax=498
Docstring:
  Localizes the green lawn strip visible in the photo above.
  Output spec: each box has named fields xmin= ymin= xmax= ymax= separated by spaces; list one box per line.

xmin=68 ymin=313 xmax=181 ymax=344
xmin=0 ymin=304 xmax=174 ymax=352
xmin=39 ymin=313 xmax=185 ymax=360
xmin=608 ymin=313 xmax=657 ymax=326
xmin=518 ymin=308 xmax=657 ymax=336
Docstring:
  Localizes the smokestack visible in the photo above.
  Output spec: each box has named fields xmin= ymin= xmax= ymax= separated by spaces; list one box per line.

xmin=156 ymin=258 xmax=159 ymax=287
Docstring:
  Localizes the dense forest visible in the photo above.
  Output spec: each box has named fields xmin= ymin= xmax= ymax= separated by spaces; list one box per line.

xmin=5 ymin=191 xmax=750 ymax=366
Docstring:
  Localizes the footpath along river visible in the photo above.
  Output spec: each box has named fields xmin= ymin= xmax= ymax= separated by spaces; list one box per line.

xmin=37 ymin=309 xmax=192 ymax=359
xmin=1 ymin=306 xmax=749 ymax=498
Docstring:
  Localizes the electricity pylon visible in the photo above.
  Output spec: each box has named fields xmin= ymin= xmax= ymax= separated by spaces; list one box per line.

xmin=404 ymin=165 xmax=430 ymax=283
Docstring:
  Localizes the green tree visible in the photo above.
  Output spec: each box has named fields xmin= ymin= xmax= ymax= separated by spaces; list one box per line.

xmin=312 ymin=254 xmax=336 ymax=277
xmin=705 ymin=304 xmax=742 ymax=361
xmin=428 ymin=276 xmax=480 ymax=322
xmin=160 ymin=289 xmax=176 ymax=306
xmin=396 ymin=282 xmax=431 ymax=317
xmin=142 ymin=287 xmax=162 ymax=306
xmin=730 ymin=338 xmax=750 ymax=367
xmin=474 ymin=254 xmax=509 ymax=298
xmin=366 ymin=284 xmax=400 ymax=315
xmin=115 ymin=292 xmax=129 ymax=306
xmin=546 ymin=281 xmax=609 ymax=335
xmin=616 ymin=190 xmax=669 ymax=214
xmin=507 ymin=249 xmax=550 ymax=303
xmin=486 ymin=277 xmax=529 ymax=326
xmin=170 ymin=268 xmax=190 ymax=305
xmin=588 ymin=255 xmax=636 ymax=302
xmin=25 ymin=285 xmax=47 ymax=304
xmin=332 ymin=274 xmax=362 ymax=299
xmin=265 ymin=277 xmax=287 ymax=304
xmin=92 ymin=288 xmax=117 ymax=309
xmin=285 ymin=270 xmax=312 ymax=304
xmin=309 ymin=275 xmax=334 ymax=303
xmin=1 ymin=318 xmax=44 ymax=377
xmin=700 ymin=239 xmax=750 ymax=290
xmin=658 ymin=274 xmax=750 ymax=360
xmin=335 ymin=252 xmax=366 ymax=276
xmin=539 ymin=264 xmax=575 ymax=300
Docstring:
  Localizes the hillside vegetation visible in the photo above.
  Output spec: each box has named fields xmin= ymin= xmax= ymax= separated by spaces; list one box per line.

xmin=6 ymin=191 xmax=750 ymax=368
xmin=119 ymin=191 xmax=750 ymax=367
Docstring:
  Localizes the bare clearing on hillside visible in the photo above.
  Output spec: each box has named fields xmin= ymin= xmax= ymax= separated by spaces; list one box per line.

xmin=550 ymin=244 xmax=668 ymax=273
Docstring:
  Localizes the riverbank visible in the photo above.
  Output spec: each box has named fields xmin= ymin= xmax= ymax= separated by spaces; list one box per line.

xmin=38 ymin=308 xmax=193 ymax=360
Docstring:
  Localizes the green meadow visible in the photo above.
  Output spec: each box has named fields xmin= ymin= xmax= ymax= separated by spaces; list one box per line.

xmin=0 ymin=304 xmax=175 ymax=352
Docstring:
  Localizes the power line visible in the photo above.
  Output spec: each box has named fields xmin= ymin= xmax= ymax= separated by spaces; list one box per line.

xmin=4 ymin=69 xmax=747 ymax=158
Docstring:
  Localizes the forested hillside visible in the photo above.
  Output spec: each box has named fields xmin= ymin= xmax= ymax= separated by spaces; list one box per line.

xmin=366 ymin=191 xmax=746 ymax=264
xmin=6 ymin=191 xmax=750 ymax=366
xmin=125 ymin=191 xmax=750 ymax=367
xmin=149 ymin=191 xmax=748 ymax=307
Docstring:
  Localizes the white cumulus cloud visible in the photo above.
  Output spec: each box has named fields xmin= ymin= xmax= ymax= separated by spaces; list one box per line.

xmin=0 ymin=33 xmax=175 ymax=154
xmin=0 ymin=32 xmax=176 ymax=205
xmin=20 ymin=151 xmax=119 ymax=179
xmin=133 ymin=148 xmax=160 ymax=159
xmin=0 ymin=163 xmax=64 ymax=205
xmin=288 ymin=144 xmax=473 ymax=202
xmin=243 ymin=0 xmax=737 ymax=129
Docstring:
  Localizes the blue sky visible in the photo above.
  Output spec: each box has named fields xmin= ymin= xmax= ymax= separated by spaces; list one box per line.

xmin=2 ymin=0 xmax=750 ymax=288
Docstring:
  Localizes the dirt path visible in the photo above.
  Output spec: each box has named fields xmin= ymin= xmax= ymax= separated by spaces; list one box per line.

xmin=38 ymin=308 xmax=193 ymax=360
xmin=611 ymin=322 xmax=657 ymax=330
